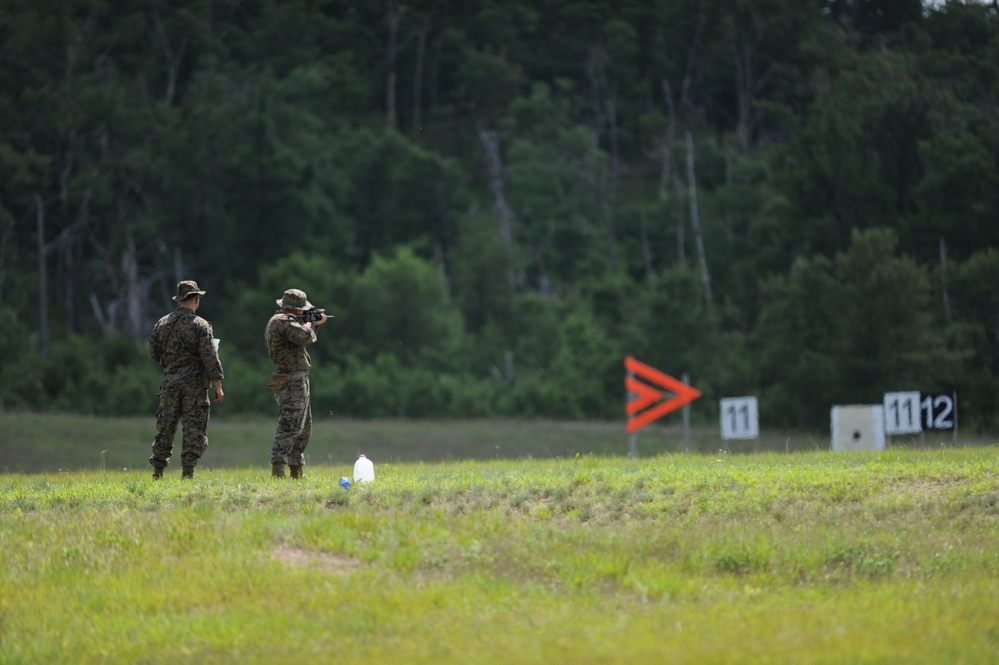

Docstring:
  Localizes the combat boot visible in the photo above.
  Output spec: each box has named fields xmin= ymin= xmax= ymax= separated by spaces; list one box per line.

xmin=182 ymin=465 xmax=195 ymax=479
xmin=271 ymin=462 xmax=286 ymax=478
xmin=152 ymin=467 xmax=164 ymax=480
xmin=290 ymin=465 xmax=306 ymax=480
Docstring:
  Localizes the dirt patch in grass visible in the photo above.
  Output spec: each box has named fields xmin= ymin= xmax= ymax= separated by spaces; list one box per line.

xmin=271 ymin=546 xmax=362 ymax=574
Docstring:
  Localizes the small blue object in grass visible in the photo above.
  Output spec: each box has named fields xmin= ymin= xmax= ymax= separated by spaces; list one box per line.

xmin=339 ymin=477 xmax=352 ymax=489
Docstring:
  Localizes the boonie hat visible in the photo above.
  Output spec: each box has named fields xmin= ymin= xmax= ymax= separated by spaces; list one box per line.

xmin=172 ymin=280 xmax=206 ymax=301
xmin=277 ymin=288 xmax=313 ymax=311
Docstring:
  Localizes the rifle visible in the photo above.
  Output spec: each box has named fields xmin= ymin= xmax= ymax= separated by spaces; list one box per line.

xmin=299 ymin=308 xmax=330 ymax=324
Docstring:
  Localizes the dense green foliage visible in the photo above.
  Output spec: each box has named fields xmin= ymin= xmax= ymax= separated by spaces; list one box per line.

xmin=1 ymin=1 xmax=998 ymax=429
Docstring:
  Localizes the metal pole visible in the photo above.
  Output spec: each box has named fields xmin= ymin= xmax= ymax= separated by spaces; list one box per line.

xmin=683 ymin=372 xmax=691 ymax=453
xmin=953 ymin=390 xmax=958 ymax=446
xmin=627 ymin=365 xmax=637 ymax=458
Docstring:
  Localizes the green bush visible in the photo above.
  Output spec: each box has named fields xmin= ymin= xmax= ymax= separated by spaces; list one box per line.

xmin=441 ymin=375 xmax=503 ymax=418
xmin=499 ymin=374 xmax=583 ymax=419
xmin=0 ymin=310 xmax=43 ymax=410
xmin=0 ymin=356 xmax=44 ymax=411
xmin=215 ymin=353 xmax=275 ymax=419
xmin=106 ymin=364 xmax=160 ymax=416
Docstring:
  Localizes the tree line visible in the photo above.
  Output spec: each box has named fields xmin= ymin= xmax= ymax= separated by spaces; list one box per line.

xmin=1 ymin=0 xmax=998 ymax=431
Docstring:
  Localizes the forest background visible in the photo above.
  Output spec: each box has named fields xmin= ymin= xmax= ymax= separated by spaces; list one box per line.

xmin=1 ymin=0 xmax=998 ymax=433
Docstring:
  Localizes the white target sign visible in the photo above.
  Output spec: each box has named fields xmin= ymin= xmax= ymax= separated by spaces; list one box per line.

xmin=720 ymin=397 xmax=759 ymax=440
xmin=883 ymin=391 xmax=922 ymax=434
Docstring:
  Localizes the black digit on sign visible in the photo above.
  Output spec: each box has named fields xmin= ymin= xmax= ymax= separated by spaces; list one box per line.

xmin=889 ymin=398 xmax=900 ymax=427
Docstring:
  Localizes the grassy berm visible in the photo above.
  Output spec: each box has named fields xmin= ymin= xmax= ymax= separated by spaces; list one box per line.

xmin=1 ymin=431 xmax=997 ymax=664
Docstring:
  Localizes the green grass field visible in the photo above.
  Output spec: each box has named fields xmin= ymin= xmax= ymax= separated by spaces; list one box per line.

xmin=1 ymin=415 xmax=997 ymax=663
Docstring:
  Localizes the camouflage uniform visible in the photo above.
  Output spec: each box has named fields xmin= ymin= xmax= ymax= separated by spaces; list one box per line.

xmin=148 ymin=283 xmax=224 ymax=472
xmin=265 ymin=291 xmax=320 ymax=468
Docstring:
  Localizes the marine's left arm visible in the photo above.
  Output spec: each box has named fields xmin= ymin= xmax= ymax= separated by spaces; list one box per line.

xmin=197 ymin=320 xmax=225 ymax=382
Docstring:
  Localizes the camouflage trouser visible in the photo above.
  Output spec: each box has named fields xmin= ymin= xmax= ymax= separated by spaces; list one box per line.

xmin=271 ymin=374 xmax=312 ymax=466
xmin=150 ymin=384 xmax=211 ymax=469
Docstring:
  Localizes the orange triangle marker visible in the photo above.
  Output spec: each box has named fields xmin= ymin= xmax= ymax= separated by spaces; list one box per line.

xmin=625 ymin=356 xmax=701 ymax=433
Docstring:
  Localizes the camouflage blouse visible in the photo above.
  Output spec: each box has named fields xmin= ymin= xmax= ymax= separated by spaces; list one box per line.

xmin=149 ymin=308 xmax=224 ymax=389
xmin=265 ymin=311 xmax=317 ymax=373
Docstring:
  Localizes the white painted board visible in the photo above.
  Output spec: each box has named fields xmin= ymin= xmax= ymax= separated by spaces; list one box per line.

xmin=831 ymin=405 xmax=886 ymax=451
xmin=883 ymin=391 xmax=922 ymax=435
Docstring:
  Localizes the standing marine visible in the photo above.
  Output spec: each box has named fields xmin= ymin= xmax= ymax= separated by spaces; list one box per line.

xmin=265 ymin=288 xmax=328 ymax=479
xmin=148 ymin=280 xmax=225 ymax=479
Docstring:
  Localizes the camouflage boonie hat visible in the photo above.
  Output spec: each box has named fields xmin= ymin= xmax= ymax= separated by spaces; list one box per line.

xmin=277 ymin=288 xmax=313 ymax=311
xmin=172 ymin=280 xmax=206 ymax=301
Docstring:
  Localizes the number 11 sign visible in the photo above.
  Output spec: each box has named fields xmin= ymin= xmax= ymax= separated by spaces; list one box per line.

xmin=720 ymin=397 xmax=759 ymax=440
xmin=884 ymin=391 xmax=921 ymax=435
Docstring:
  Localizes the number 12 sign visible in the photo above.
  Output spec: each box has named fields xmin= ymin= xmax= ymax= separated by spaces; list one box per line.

xmin=720 ymin=397 xmax=759 ymax=440
xmin=921 ymin=393 xmax=955 ymax=431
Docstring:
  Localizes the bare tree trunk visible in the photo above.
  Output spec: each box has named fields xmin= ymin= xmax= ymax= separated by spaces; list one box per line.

xmin=88 ymin=292 xmax=113 ymax=335
xmin=587 ymin=45 xmax=620 ymax=277
xmin=58 ymin=39 xmax=84 ymax=336
xmin=35 ymin=194 xmax=49 ymax=357
xmin=659 ymin=8 xmax=705 ymax=270
xmin=661 ymin=79 xmax=686 ymax=266
xmin=658 ymin=81 xmax=676 ymax=201
xmin=173 ymin=246 xmax=184 ymax=285
xmin=939 ymin=236 xmax=951 ymax=324
xmin=435 ymin=162 xmax=456 ymax=292
xmin=490 ymin=349 xmax=515 ymax=389
xmin=479 ymin=127 xmax=524 ymax=290
xmin=734 ymin=38 xmax=753 ymax=156
xmin=58 ymin=178 xmax=91 ymax=337
xmin=153 ymin=8 xmax=190 ymax=107
xmin=118 ymin=195 xmax=143 ymax=340
xmin=674 ymin=173 xmax=686 ymax=266
xmin=728 ymin=9 xmax=775 ymax=159
xmin=602 ymin=102 xmax=620 ymax=277
xmin=685 ymin=129 xmax=713 ymax=310
xmin=535 ymin=246 xmax=551 ymax=297
xmin=385 ymin=0 xmax=405 ymax=131
xmin=428 ymin=32 xmax=442 ymax=144
xmin=88 ymin=231 xmax=119 ymax=331
xmin=588 ymin=130 xmax=620 ymax=278
xmin=0 ymin=197 xmax=11 ymax=305
xmin=638 ymin=207 xmax=653 ymax=275
xmin=411 ymin=22 xmax=427 ymax=141
xmin=505 ymin=349 xmax=514 ymax=389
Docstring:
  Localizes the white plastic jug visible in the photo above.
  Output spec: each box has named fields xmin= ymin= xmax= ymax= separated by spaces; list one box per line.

xmin=353 ymin=454 xmax=374 ymax=483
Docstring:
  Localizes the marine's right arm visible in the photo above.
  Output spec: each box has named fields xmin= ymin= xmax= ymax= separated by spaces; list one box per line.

xmin=267 ymin=314 xmax=316 ymax=350
xmin=148 ymin=320 xmax=163 ymax=365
